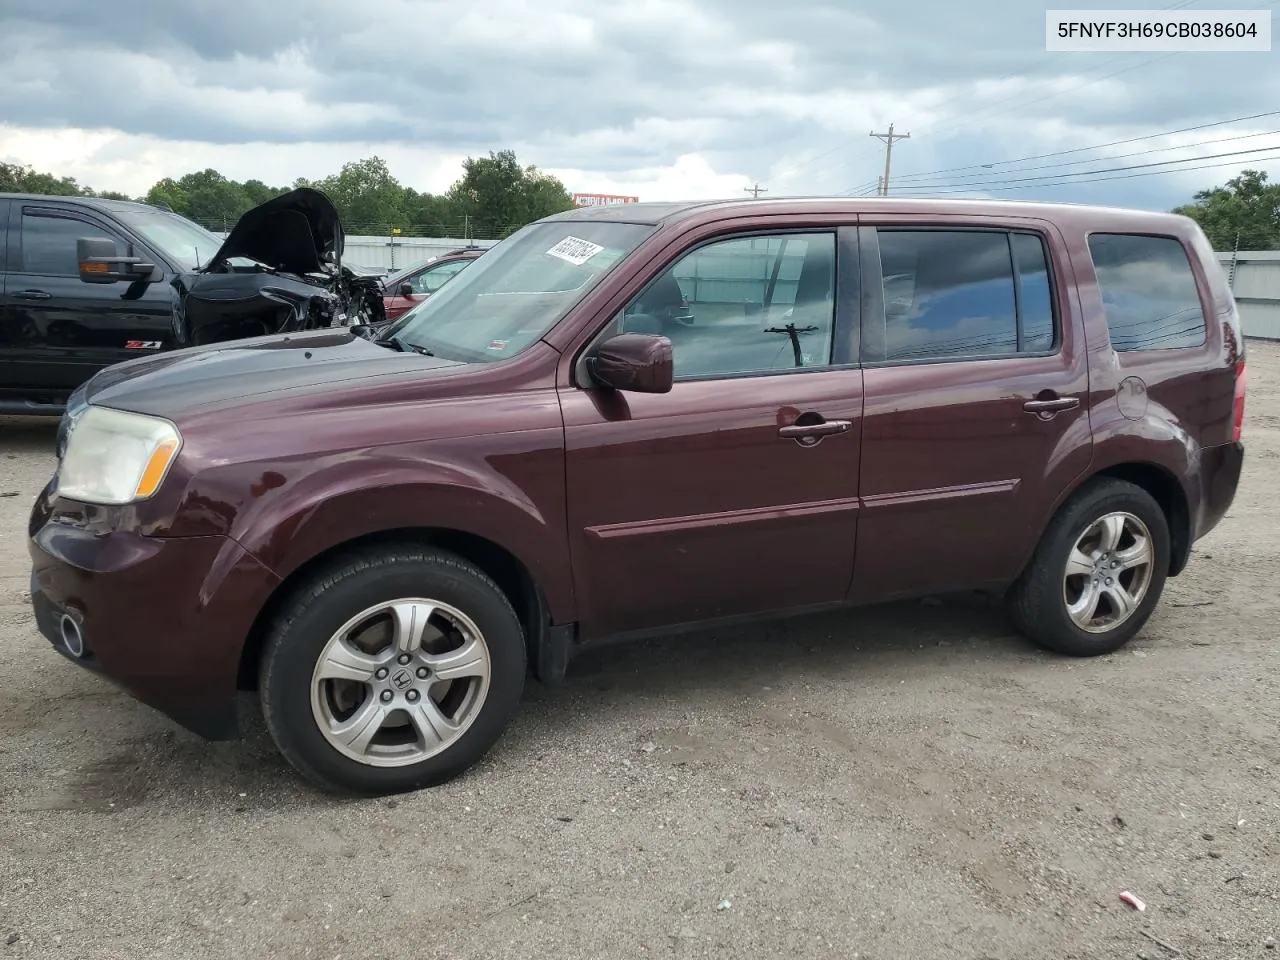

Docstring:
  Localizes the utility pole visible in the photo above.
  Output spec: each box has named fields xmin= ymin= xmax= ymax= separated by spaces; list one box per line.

xmin=745 ymin=182 xmax=768 ymax=199
xmin=869 ymin=123 xmax=910 ymax=195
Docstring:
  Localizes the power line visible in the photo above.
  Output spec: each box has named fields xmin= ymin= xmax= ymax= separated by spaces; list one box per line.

xmin=890 ymin=129 xmax=1280 ymax=191
xmin=884 ymin=143 xmax=1280 ymax=192
xmin=890 ymin=109 xmax=1280 ymax=183
xmin=887 ymin=150 xmax=1280 ymax=196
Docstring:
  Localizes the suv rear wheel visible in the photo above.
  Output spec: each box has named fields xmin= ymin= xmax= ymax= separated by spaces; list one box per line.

xmin=259 ymin=546 xmax=526 ymax=795
xmin=1010 ymin=478 xmax=1170 ymax=656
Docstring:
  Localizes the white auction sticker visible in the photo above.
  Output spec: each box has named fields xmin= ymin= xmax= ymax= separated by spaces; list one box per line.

xmin=1046 ymin=9 xmax=1270 ymax=51
xmin=545 ymin=236 xmax=605 ymax=265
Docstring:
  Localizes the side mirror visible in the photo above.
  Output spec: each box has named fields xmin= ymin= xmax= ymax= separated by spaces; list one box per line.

xmin=586 ymin=333 xmax=673 ymax=393
xmin=398 ymin=282 xmax=414 ymax=296
xmin=77 ymin=237 xmax=156 ymax=284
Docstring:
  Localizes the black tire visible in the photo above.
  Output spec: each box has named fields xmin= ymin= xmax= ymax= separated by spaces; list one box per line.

xmin=1008 ymin=478 xmax=1171 ymax=657
xmin=259 ymin=546 xmax=526 ymax=796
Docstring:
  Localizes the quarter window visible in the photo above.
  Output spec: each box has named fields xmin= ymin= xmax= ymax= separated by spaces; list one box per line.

xmin=1087 ymin=233 xmax=1206 ymax=351
xmin=874 ymin=229 xmax=1057 ymax=363
xmin=1012 ymin=233 xmax=1055 ymax=353
xmin=608 ymin=232 xmax=837 ymax=380
xmin=21 ymin=212 xmax=120 ymax=277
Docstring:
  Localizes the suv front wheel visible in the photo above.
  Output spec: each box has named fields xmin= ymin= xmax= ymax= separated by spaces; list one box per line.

xmin=1010 ymin=478 xmax=1171 ymax=656
xmin=259 ymin=546 xmax=527 ymax=795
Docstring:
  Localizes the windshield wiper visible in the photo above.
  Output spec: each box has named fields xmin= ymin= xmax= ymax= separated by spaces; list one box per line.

xmin=375 ymin=335 xmax=434 ymax=356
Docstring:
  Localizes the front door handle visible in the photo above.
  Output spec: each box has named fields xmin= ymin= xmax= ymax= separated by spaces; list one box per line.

xmin=14 ymin=290 xmax=52 ymax=300
xmin=1023 ymin=396 xmax=1080 ymax=418
xmin=779 ymin=419 xmax=852 ymax=446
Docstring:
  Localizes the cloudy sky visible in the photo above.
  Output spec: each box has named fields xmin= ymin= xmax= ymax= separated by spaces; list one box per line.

xmin=1 ymin=0 xmax=1278 ymax=212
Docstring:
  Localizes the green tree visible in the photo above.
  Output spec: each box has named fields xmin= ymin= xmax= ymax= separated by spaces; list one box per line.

xmin=402 ymin=188 xmax=459 ymax=236
xmin=6 ymin=151 xmax=572 ymax=241
xmin=0 ymin=161 xmax=90 ymax=196
xmin=174 ymin=169 xmax=255 ymax=226
xmin=314 ymin=156 xmax=409 ymax=233
xmin=445 ymin=149 xmax=575 ymax=239
xmin=1173 ymin=169 xmax=1280 ymax=250
xmin=242 ymin=178 xmax=287 ymax=208
xmin=138 ymin=170 xmax=288 ymax=226
xmin=145 ymin=177 xmax=189 ymax=213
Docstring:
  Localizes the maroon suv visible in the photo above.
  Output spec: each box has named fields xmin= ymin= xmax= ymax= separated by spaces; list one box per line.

xmin=28 ymin=198 xmax=1246 ymax=795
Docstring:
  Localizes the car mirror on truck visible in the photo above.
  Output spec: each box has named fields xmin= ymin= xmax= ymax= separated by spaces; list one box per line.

xmin=77 ymin=237 xmax=156 ymax=284
xmin=399 ymin=282 xmax=414 ymax=296
xmin=586 ymin=333 xmax=674 ymax=393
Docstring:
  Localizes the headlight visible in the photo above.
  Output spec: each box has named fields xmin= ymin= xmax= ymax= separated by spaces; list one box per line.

xmin=57 ymin=405 xmax=183 ymax=505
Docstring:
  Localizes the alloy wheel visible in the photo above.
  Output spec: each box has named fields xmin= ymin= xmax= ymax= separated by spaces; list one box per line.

xmin=1062 ymin=511 xmax=1155 ymax=634
xmin=309 ymin=598 xmax=492 ymax=766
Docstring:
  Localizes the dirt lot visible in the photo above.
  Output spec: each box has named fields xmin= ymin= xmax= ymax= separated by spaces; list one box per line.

xmin=1 ymin=343 xmax=1277 ymax=960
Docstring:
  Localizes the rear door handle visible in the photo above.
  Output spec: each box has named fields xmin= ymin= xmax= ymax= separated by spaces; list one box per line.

xmin=779 ymin=419 xmax=852 ymax=445
xmin=14 ymin=290 xmax=52 ymax=300
xmin=1023 ymin=396 xmax=1080 ymax=417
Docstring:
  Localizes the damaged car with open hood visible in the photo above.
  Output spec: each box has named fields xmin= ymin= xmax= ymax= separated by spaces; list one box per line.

xmin=0 ymin=187 xmax=384 ymax=415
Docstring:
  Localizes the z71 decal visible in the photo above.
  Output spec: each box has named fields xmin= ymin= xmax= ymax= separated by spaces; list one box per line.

xmin=125 ymin=340 xmax=162 ymax=350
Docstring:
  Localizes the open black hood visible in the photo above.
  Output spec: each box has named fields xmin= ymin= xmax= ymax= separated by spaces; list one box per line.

xmin=203 ymin=187 xmax=344 ymax=275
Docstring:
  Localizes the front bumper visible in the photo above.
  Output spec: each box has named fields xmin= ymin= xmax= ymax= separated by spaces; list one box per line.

xmin=29 ymin=517 xmax=280 ymax=740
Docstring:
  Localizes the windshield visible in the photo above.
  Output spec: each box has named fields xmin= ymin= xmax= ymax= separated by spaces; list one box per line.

xmin=115 ymin=208 xmax=225 ymax=271
xmin=385 ymin=220 xmax=654 ymax=363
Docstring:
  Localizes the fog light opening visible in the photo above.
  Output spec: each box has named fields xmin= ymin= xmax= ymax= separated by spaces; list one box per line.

xmin=60 ymin=614 xmax=86 ymax=658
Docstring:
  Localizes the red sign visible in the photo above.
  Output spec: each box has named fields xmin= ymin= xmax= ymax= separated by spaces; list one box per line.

xmin=572 ymin=193 xmax=640 ymax=207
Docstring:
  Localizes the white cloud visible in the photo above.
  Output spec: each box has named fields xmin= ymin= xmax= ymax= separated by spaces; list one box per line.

xmin=0 ymin=125 xmax=752 ymax=202
xmin=2 ymin=0 xmax=1278 ymax=210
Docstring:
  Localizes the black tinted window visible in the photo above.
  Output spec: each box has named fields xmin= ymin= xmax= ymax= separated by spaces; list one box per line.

xmin=21 ymin=212 xmax=119 ymax=276
xmin=878 ymin=230 xmax=1017 ymax=361
xmin=874 ymin=229 xmax=1060 ymax=362
xmin=1088 ymin=234 xmax=1206 ymax=351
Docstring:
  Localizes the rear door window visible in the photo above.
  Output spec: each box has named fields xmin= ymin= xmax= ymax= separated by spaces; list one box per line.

xmin=20 ymin=210 xmax=121 ymax=277
xmin=1087 ymin=233 xmax=1206 ymax=351
xmin=871 ymin=229 xmax=1058 ymax=363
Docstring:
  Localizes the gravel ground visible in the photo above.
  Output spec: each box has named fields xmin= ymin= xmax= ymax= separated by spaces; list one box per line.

xmin=1 ymin=342 xmax=1277 ymax=960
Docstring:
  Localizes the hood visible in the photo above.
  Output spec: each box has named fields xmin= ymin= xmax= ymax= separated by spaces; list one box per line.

xmin=81 ymin=327 xmax=465 ymax=420
xmin=204 ymin=187 xmax=344 ymax=275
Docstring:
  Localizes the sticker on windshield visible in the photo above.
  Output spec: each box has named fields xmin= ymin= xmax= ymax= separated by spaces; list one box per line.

xmin=545 ymin=236 xmax=605 ymax=266
xmin=487 ymin=339 xmax=509 ymax=351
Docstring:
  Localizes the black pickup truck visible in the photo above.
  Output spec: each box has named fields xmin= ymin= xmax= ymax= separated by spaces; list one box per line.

xmin=0 ymin=189 xmax=383 ymax=415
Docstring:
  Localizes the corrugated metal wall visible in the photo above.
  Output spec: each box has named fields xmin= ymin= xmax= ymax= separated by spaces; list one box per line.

xmin=341 ymin=236 xmax=499 ymax=272
xmin=1218 ymin=251 xmax=1280 ymax=341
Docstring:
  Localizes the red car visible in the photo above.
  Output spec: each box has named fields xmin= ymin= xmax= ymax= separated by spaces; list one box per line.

xmin=30 ymin=197 xmax=1245 ymax=796
xmin=380 ymin=248 xmax=483 ymax=320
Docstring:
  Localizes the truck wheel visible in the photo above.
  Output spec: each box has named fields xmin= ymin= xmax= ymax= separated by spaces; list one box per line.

xmin=1009 ymin=478 xmax=1170 ymax=657
xmin=259 ymin=546 xmax=526 ymax=795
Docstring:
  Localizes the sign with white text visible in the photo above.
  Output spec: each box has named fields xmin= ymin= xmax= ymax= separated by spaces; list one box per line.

xmin=572 ymin=193 xmax=640 ymax=207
